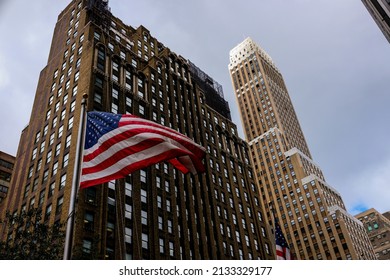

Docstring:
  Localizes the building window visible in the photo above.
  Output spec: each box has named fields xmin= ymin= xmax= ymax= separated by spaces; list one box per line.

xmin=52 ymin=116 xmax=58 ymax=128
xmin=58 ymin=125 xmax=64 ymax=140
xmin=166 ymin=199 xmax=171 ymax=212
xmin=123 ymin=204 xmax=131 ymax=220
xmin=169 ymin=242 xmax=174 ymax=257
xmin=45 ymin=204 xmax=52 ymax=221
xmin=56 ymin=196 xmax=63 ymax=215
xmin=108 ymin=180 xmax=115 ymax=190
xmin=78 ymin=46 xmax=83 ymax=55
xmin=159 ymin=238 xmax=165 ymax=254
xmin=31 ymin=147 xmax=37 ymax=160
xmin=125 ymin=181 xmax=132 ymax=197
xmin=140 ymin=170 xmax=147 ymax=183
xmin=68 ymin=116 xmax=74 ymax=130
xmin=65 ymin=134 xmax=72 ymax=148
xmin=165 ymin=180 xmax=170 ymax=192
xmin=94 ymin=31 xmax=100 ymax=41
xmin=70 ymin=100 xmax=76 ymax=112
xmin=67 ymin=67 xmax=72 ymax=78
xmin=156 ymin=176 xmax=161 ymax=188
xmin=45 ymin=110 xmax=51 ymax=120
xmin=74 ymin=71 xmax=79 ymax=82
xmin=23 ymin=184 xmax=30 ymax=199
xmin=125 ymin=227 xmax=132 ymax=244
xmin=94 ymin=92 xmax=102 ymax=104
xmin=139 ymin=105 xmax=145 ymax=115
xmin=112 ymin=88 xmax=119 ymax=100
xmin=52 ymin=161 xmax=58 ymax=176
xmin=48 ymin=182 xmax=55 ymax=198
xmin=60 ymin=109 xmax=66 ymax=121
xmin=84 ymin=211 xmax=94 ymax=231
xmin=141 ymin=210 xmax=147 ymax=225
xmin=82 ymin=239 xmax=92 ymax=255
xmin=60 ymin=173 xmax=67 ymax=190
xmin=85 ymin=187 xmax=96 ymax=205
xmin=38 ymin=190 xmax=45 ymax=206
xmin=63 ymin=153 xmax=69 ymax=168
xmin=72 ymin=85 xmax=78 ymax=97
xmin=29 ymin=197 xmax=35 ymax=209
xmin=76 ymin=58 xmax=81 ymax=68
xmin=111 ymin=103 xmax=118 ymax=114
xmin=42 ymin=169 xmax=49 ymax=183
xmin=142 ymin=233 xmax=148 ymax=249
xmin=141 ymin=189 xmax=147 ymax=203
xmin=55 ymin=143 xmax=61 ymax=156
xmin=265 ymin=243 xmax=270 ymax=255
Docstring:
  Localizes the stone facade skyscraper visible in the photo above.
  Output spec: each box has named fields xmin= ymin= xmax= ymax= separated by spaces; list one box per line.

xmin=229 ymin=37 xmax=376 ymax=260
xmin=1 ymin=1 xmax=274 ymax=260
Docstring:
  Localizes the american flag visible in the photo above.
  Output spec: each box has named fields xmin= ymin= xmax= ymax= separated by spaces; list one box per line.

xmin=80 ymin=111 xmax=206 ymax=189
xmin=275 ymin=218 xmax=291 ymax=260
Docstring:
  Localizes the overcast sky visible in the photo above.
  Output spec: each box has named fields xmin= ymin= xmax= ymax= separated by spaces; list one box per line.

xmin=0 ymin=0 xmax=389 ymax=215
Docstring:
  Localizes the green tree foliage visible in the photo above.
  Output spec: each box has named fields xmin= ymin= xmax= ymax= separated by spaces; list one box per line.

xmin=0 ymin=208 xmax=65 ymax=259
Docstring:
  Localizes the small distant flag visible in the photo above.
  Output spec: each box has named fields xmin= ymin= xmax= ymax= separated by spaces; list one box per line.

xmin=275 ymin=219 xmax=291 ymax=260
xmin=80 ymin=111 xmax=206 ymax=188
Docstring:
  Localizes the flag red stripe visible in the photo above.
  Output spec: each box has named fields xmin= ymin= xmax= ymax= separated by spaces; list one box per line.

xmin=82 ymin=130 xmax=203 ymax=173
xmin=119 ymin=115 xmax=190 ymax=138
xmin=82 ymin=142 xmax=193 ymax=180
xmin=276 ymin=245 xmax=291 ymax=260
xmin=168 ymin=158 xmax=190 ymax=173
xmin=82 ymin=137 xmax=165 ymax=174
xmin=84 ymin=124 xmax=204 ymax=162
xmin=118 ymin=117 xmax=204 ymax=157
xmin=80 ymin=147 xmax=197 ymax=188
xmin=83 ymin=137 xmax=202 ymax=176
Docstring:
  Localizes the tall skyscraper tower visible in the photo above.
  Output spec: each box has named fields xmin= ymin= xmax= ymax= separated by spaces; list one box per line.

xmin=228 ymin=37 xmax=376 ymax=260
xmin=362 ymin=0 xmax=390 ymax=43
xmin=2 ymin=1 xmax=273 ymax=260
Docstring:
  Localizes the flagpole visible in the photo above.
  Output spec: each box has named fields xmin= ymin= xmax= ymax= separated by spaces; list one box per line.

xmin=63 ymin=93 xmax=88 ymax=260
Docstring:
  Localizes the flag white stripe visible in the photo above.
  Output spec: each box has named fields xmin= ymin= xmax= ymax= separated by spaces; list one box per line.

xmin=276 ymin=244 xmax=291 ymax=260
xmin=285 ymin=248 xmax=291 ymax=260
xmin=81 ymin=141 xmax=187 ymax=183
xmin=84 ymin=123 xmax=198 ymax=158
xmin=120 ymin=115 xmax=189 ymax=137
xmin=83 ymin=131 xmax=194 ymax=168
